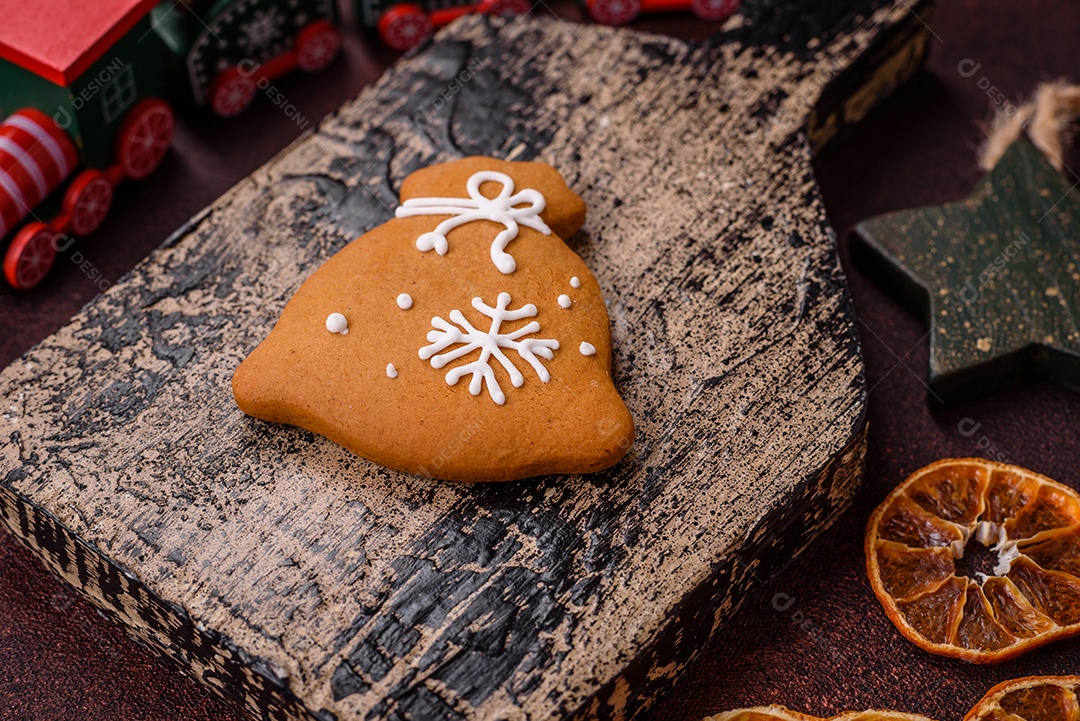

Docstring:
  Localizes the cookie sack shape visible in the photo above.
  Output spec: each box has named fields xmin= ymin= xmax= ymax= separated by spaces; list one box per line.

xmin=232 ymin=156 xmax=634 ymax=482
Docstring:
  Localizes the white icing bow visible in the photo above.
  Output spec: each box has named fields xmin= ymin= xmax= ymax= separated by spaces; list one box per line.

xmin=395 ymin=170 xmax=551 ymax=274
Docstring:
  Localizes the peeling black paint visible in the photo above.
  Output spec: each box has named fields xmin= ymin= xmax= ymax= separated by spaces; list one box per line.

xmin=0 ymin=483 xmax=319 ymax=721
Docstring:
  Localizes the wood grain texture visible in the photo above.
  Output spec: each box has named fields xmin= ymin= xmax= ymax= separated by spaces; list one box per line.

xmin=853 ymin=138 xmax=1080 ymax=406
xmin=0 ymin=3 xmax=930 ymax=719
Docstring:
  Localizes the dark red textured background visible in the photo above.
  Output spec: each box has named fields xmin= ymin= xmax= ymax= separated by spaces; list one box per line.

xmin=2 ymin=1 xmax=1079 ymax=719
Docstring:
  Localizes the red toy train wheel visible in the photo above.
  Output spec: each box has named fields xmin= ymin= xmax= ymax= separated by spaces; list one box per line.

xmin=64 ymin=169 xmax=113 ymax=236
xmin=478 ymin=0 xmax=532 ymax=15
xmin=296 ymin=21 xmax=342 ymax=72
xmin=210 ymin=68 xmax=258 ymax=118
xmin=379 ymin=4 xmax=434 ymax=51
xmin=4 ymin=222 xmax=56 ymax=290
xmin=587 ymin=0 xmax=640 ymax=25
xmin=116 ymin=98 xmax=174 ymax=180
xmin=689 ymin=0 xmax=739 ymax=21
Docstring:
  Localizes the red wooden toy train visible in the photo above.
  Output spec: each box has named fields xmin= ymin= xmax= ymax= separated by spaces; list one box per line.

xmin=0 ymin=0 xmax=174 ymax=290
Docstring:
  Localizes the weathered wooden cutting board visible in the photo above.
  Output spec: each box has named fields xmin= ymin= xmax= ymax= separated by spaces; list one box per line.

xmin=0 ymin=3 xmax=930 ymax=719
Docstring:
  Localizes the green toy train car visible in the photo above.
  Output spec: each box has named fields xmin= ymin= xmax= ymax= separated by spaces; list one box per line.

xmin=151 ymin=0 xmax=342 ymax=118
xmin=0 ymin=0 xmax=175 ymax=290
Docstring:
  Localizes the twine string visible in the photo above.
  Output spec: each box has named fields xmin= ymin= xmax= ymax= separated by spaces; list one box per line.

xmin=980 ymin=81 xmax=1080 ymax=172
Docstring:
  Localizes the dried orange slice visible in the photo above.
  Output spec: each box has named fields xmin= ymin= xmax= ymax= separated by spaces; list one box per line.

xmin=866 ymin=458 xmax=1080 ymax=662
xmin=964 ymin=676 xmax=1080 ymax=720
xmin=704 ymin=706 xmax=936 ymax=721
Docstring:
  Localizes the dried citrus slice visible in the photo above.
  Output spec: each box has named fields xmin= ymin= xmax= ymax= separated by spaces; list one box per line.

xmin=964 ymin=676 xmax=1080 ymax=720
xmin=866 ymin=458 xmax=1080 ymax=662
xmin=704 ymin=706 xmax=936 ymax=721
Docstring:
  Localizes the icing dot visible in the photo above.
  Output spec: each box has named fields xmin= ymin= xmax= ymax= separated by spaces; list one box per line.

xmin=397 ymin=293 xmax=413 ymax=310
xmin=326 ymin=313 xmax=348 ymax=335
xmin=558 ymin=294 xmax=572 ymax=309
xmin=386 ymin=363 xmax=398 ymax=378
xmin=579 ymin=342 xmax=596 ymax=356
xmin=570 ymin=276 xmax=581 ymax=289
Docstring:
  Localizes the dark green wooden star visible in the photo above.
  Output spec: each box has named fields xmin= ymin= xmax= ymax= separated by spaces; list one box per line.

xmin=852 ymin=138 xmax=1080 ymax=406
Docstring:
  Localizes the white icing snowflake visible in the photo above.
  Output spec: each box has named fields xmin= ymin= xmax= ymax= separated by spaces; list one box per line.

xmin=239 ymin=9 xmax=283 ymax=50
xmin=395 ymin=171 xmax=551 ymax=274
xmin=419 ymin=292 xmax=559 ymax=405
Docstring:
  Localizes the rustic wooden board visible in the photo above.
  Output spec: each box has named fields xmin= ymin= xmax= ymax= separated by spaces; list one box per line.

xmin=0 ymin=4 xmax=930 ymax=719
xmin=853 ymin=138 xmax=1080 ymax=406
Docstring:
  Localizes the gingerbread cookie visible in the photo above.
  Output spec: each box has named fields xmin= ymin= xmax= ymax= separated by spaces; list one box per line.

xmin=232 ymin=156 xmax=634 ymax=482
